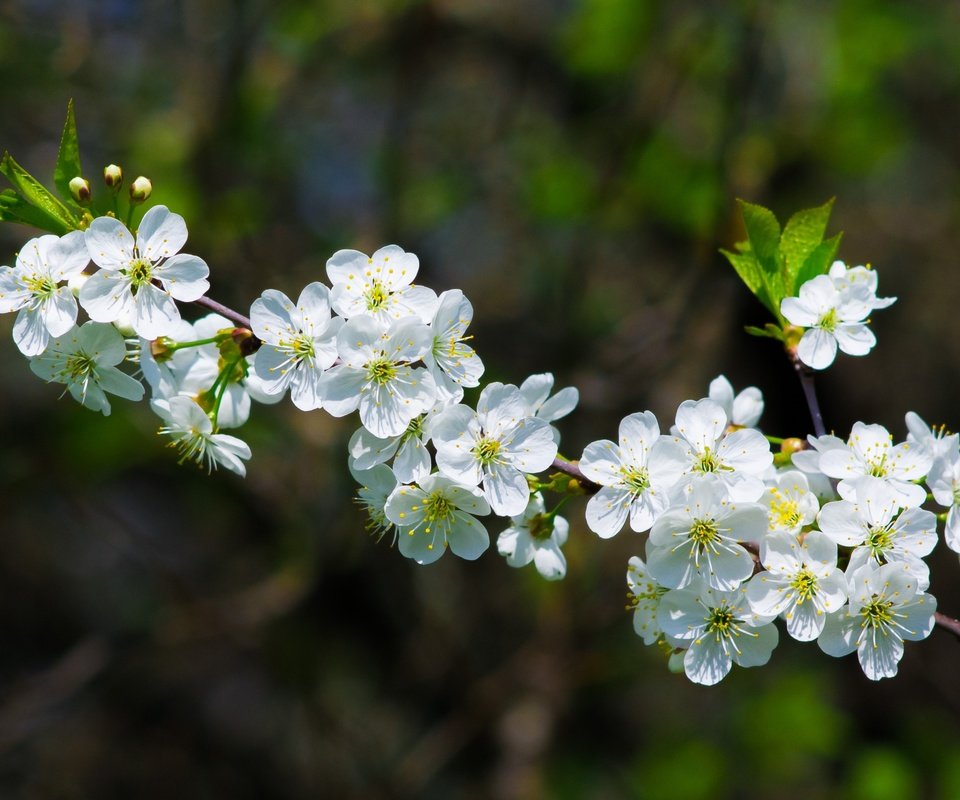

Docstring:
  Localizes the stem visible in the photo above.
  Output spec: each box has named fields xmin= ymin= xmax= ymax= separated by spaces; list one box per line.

xmin=793 ymin=358 xmax=826 ymax=437
xmin=935 ymin=611 xmax=960 ymax=641
xmin=193 ymin=295 xmax=253 ymax=330
xmin=165 ymin=335 xmax=227 ymax=351
xmin=764 ymin=434 xmax=785 ymax=445
xmin=551 ymin=456 xmax=600 ymax=493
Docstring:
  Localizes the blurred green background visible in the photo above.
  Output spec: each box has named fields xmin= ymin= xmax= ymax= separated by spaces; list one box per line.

xmin=2 ymin=1 xmax=960 ymax=797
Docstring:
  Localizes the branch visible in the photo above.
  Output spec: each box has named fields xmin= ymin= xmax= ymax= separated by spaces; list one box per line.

xmin=193 ymin=294 xmax=253 ymax=330
xmin=792 ymin=356 xmax=827 ymax=437
xmin=935 ymin=611 xmax=960 ymax=640
xmin=551 ymin=457 xmax=601 ymax=493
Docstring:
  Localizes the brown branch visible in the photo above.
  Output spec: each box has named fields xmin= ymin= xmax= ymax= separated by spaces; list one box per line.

xmin=193 ymin=294 xmax=252 ymax=330
xmin=550 ymin=457 xmax=600 ymax=493
xmin=935 ymin=611 xmax=960 ymax=640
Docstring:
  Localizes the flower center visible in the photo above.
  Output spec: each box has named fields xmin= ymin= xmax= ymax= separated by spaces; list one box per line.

xmin=619 ymin=465 xmax=650 ymax=493
xmin=128 ymin=258 xmax=153 ymax=288
xmin=689 ymin=518 xmax=719 ymax=547
xmin=472 ymin=437 xmax=502 ymax=466
xmin=862 ymin=597 xmax=895 ymax=630
xmin=365 ymin=279 xmax=390 ymax=311
xmin=527 ymin=513 xmax=554 ymax=541
xmin=866 ymin=525 xmax=893 ymax=556
xmin=423 ymin=490 xmax=455 ymax=525
xmin=291 ymin=334 xmax=315 ymax=361
xmin=402 ymin=414 xmax=425 ymax=442
xmin=706 ymin=605 xmax=737 ymax=637
xmin=693 ymin=447 xmax=725 ymax=474
xmin=818 ymin=307 xmax=838 ymax=333
xmin=366 ymin=357 xmax=397 ymax=386
xmin=769 ymin=492 xmax=802 ymax=529
xmin=789 ymin=568 xmax=819 ymax=604
xmin=866 ymin=456 xmax=888 ymax=478
xmin=64 ymin=352 xmax=96 ymax=381
xmin=24 ymin=274 xmax=57 ymax=298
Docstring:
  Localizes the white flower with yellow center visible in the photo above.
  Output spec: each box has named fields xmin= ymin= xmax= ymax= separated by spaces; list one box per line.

xmin=326 ymin=244 xmax=438 ymax=324
xmin=29 ymin=321 xmax=144 ymax=415
xmin=80 ymin=206 xmax=210 ymax=339
xmin=671 ymin=398 xmax=772 ymax=502
xmin=646 ymin=476 xmax=767 ymax=591
xmin=350 ymin=463 xmax=399 ymax=543
xmin=626 ymin=556 xmax=668 ymax=645
xmin=424 ymin=289 xmax=484 ymax=403
xmin=384 ymin=474 xmax=490 ymax=565
xmin=657 ymin=580 xmax=779 ymax=686
xmin=828 ymin=261 xmax=896 ymax=310
xmin=152 ymin=395 xmax=251 ymax=476
xmin=496 ymin=492 xmax=568 ymax=581
xmin=0 ymin=231 xmax=89 ymax=355
xmin=819 ymin=422 xmax=932 ymax=508
xmin=818 ymin=476 xmax=938 ymax=589
xmin=579 ymin=410 xmax=686 ymax=537
xmin=746 ymin=530 xmax=847 ymax=641
xmin=761 ymin=470 xmax=819 ymax=534
xmin=780 ymin=274 xmax=875 ymax=370
xmin=431 ymin=382 xmax=558 ymax=516
xmin=318 ymin=315 xmax=436 ymax=438
xmin=817 ymin=563 xmax=936 ymax=680
xmin=250 ymin=282 xmax=343 ymax=411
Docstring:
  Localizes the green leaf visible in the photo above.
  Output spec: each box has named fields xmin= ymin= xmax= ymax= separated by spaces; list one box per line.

xmin=781 ymin=198 xmax=835 ymax=294
xmin=0 ymin=152 xmax=79 ymax=232
xmin=743 ymin=324 xmax=786 ymax=341
xmin=737 ymin=199 xmax=780 ymax=274
xmin=795 ymin=232 xmax=843 ymax=290
xmin=720 ymin=247 xmax=762 ymax=295
xmin=0 ymin=188 xmax=72 ymax=234
xmin=54 ymin=99 xmax=83 ymax=205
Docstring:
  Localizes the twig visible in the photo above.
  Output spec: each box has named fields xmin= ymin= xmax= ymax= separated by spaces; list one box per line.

xmin=194 ymin=294 xmax=253 ymax=330
xmin=793 ymin=357 xmax=827 ymax=437
xmin=551 ymin=457 xmax=600 ymax=493
xmin=935 ymin=611 xmax=960 ymax=640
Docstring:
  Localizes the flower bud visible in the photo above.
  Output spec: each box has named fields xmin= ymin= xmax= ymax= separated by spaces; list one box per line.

xmin=68 ymin=176 xmax=92 ymax=205
xmin=129 ymin=176 xmax=152 ymax=204
xmin=104 ymin=164 xmax=123 ymax=191
xmin=780 ymin=437 xmax=806 ymax=456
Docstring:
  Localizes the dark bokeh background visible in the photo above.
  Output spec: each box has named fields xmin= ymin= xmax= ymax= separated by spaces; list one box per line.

xmin=2 ymin=1 xmax=960 ymax=798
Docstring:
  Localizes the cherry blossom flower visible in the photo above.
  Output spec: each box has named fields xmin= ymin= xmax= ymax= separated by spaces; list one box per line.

xmin=496 ymin=492 xmax=568 ymax=580
xmin=780 ymin=274 xmax=875 ymax=370
xmin=80 ymin=206 xmax=210 ymax=339
xmin=29 ymin=321 xmax=144 ymax=415
xmin=0 ymin=231 xmax=89 ymax=355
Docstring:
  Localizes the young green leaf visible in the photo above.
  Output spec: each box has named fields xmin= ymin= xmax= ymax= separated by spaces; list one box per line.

xmin=0 ymin=152 xmax=80 ymax=233
xmin=0 ymin=188 xmax=71 ymax=232
xmin=781 ymin=198 xmax=835 ymax=294
xmin=54 ymin=99 xmax=83 ymax=206
xmin=720 ymin=247 xmax=762 ymax=296
xmin=737 ymin=199 xmax=781 ymax=274
xmin=795 ymin=232 xmax=843 ymax=290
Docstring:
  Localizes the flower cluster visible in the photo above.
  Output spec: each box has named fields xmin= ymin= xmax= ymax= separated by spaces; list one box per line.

xmin=0 ymin=150 xmax=954 ymax=691
xmin=613 ymin=380 xmax=941 ymax=684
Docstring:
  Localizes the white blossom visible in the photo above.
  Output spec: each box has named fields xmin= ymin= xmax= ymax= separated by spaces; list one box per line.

xmin=708 ymin=374 xmax=763 ymax=428
xmin=29 ymin=321 xmax=144 ymax=415
xmin=152 ymin=395 xmax=251 ymax=476
xmin=384 ymin=474 xmax=491 ymax=565
xmin=658 ymin=580 xmax=779 ymax=686
xmin=496 ymin=492 xmax=568 ymax=580
xmin=250 ymin=282 xmax=343 ymax=411
xmin=80 ymin=206 xmax=210 ymax=339
xmin=579 ymin=410 xmax=686 ymax=537
xmin=817 ymin=563 xmax=935 ymax=680
xmin=780 ymin=274 xmax=875 ymax=370
xmin=0 ymin=231 xmax=89 ymax=355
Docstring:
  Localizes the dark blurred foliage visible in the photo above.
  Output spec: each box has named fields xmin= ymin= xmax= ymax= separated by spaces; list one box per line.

xmin=2 ymin=0 xmax=960 ymax=797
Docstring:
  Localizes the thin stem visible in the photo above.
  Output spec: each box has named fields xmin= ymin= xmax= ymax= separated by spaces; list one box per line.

xmin=550 ymin=456 xmax=600 ymax=493
xmin=793 ymin=357 xmax=826 ymax=437
xmin=935 ymin=611 xmax=960 ymax=641
xmin=193 ymin=295 xmax=253 ymax=331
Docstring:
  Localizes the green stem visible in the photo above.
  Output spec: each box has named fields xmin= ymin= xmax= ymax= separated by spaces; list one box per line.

xmin=207 ymin=354 xmax=243 ymax=426
xmin=165 ymin=334 xmax=229 ymax=352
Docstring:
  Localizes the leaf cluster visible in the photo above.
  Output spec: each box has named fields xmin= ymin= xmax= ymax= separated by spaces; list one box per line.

xmin=0 ymin=100 xmax=87 ymax=235
xmin=721 ymin=199 xmax=842 ymax=337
